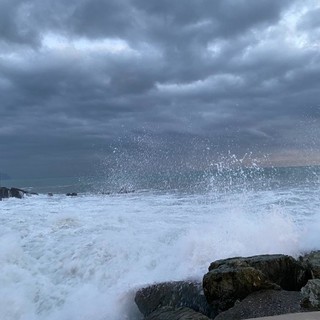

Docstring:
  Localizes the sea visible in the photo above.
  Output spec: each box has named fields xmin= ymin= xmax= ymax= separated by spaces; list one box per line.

xmin=1 ymin=165 xmax=320 ymax=320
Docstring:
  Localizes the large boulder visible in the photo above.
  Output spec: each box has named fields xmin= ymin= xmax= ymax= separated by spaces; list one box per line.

xmin=10 ymin=187 xmax=24 ymax=199
xmin=135 ymin=281 xmax=217 ymax=318
xmin=208 ymin=254 xmax=309 ymax=291
xmin=215 ymin=290 xmax=304 ymax=320
xmin=203 ymin=266 xmax=278 ymax=310
xmin=145 ymin=307 xmax=211 ymax=320
xmin=301 ymin=279 xmax=320 ymax=308
xmin=203 ymin=254 xmax=310 ymax=311
xmin=302 ymin=251 xmax=320 ymax=279
xmin=0 ymin=187 xmax=38 ymax=199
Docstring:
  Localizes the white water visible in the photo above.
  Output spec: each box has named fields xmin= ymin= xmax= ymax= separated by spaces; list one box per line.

xmin=1 ymin=188 xmax=320 ymax=320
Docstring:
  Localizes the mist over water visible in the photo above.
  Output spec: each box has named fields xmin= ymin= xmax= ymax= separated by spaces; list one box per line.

xmin=1 ymin=161 xmax=320 ymax=320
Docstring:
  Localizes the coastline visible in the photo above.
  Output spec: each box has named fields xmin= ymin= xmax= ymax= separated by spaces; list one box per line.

xmin=1 ymin=179 xmax=319 ymax=320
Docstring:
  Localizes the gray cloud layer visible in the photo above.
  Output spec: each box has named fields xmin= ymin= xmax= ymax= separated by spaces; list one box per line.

xmin=1 ymin=0 xmax=320 ymax=178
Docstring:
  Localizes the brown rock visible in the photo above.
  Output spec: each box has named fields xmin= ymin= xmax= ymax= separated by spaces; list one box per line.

xmin=208 ymin=254 xmax=309 ymax=291
xmin=203 ymin=266 xmax=278 ymax=310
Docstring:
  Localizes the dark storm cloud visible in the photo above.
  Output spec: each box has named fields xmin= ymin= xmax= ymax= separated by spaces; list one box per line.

xmin=1 ymin=0 xmax=320 ymax=178
xmin=0 ymin=0 xmax=37 ymax=46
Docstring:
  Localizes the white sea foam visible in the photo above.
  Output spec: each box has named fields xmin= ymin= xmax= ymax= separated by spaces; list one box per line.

xmin=0 ymin=187 xmax=320 ymax=320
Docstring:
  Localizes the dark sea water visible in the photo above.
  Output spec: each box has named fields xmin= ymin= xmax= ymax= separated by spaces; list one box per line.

xmin=3 ymin=165 xmax=320 ymax=194
xmin=1 ymin=165 xmax=320 ymax=320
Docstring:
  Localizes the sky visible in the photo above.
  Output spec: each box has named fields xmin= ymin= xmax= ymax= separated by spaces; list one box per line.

xmin=1 ymin=0 xmax=320 ymax=178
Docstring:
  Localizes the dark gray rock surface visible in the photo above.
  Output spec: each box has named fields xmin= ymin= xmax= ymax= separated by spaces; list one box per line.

xmin=301 ymin=279 xmax=320 ymax=308
xmin=145 ymin=307 xmax=211 ymax=320
xmin=0 ymin=187 xmax=10 ymax=198
xmin=135 ymin=281 xmax=217 ymax=318
xmin=215 ymin=290 xmax=305 ymax=320
xmin=0 ymin=187 xmax=38 ymax=199
xmin=66 ymin=192 xmax=77 ymax=196
xmin=302 ymin=251 xmax=320 ymax=279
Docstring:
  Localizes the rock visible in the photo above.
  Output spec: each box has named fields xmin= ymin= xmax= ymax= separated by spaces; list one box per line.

xmin=135 ymin=281 xmax=217 ymax=318
xmin=302 ymin=251 xmax=320 ymax=279
xmin=145 ymin=307 xmax=211 ymax=320
xmin=0 ymin=187 xmax=38 ymax=199
xmin=208 ymin=254 xmax=309 ymax=291
xmin=12 ymin=188 xmax=38 ymax=197
xmin=48 ymin=193 xmax=53 ymax=196
xmin=118 ymin=187 xmax=135 ymax=194
xmin=10 ymin=187 xmax=24 ymax=199
xmin=0 ymin=187 xmax=10 ymax=198
xmin=215 ymin=290 xmax=304 ymax=320
xmin=203 ymin=266 xmax=278 ymax=310
xmin=66 ymin=193 xmax=77 ymax=196
xmin=301 ymin=279 xmax=320 ymax=308
xmin=203 ymin=254 xmax=310 ymax=311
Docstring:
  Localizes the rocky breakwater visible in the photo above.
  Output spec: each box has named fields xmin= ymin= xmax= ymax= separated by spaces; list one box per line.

xmin=0 ymin=187 xmax=38 ymax=199
xmin=134 ymin=252 xmax=320 ymax=320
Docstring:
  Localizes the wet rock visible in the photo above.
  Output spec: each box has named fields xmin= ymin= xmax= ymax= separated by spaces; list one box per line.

xmin=48 ymin=193 xmax=53 ymax=196
xmin=135 ymin=254 xmax=315 ymax=320
xmin=301 ymin=279 xmax=320 ymax=308
xmin=66 ymin=192 xmax=77 ymax=196
xmin=118 ymin=187 xmax=135 ymax=194
xmin=215 ymin=290 xmax=304 ymax=320
xmin=302 ymin=251 xmax=320 ymax=279
xmin=208 ymin=254 xmax=309 ymax=291
xmin=145 ymin=307 xmax=211 ymax=320
xmin=135 ymin=281 xmax=217 ymax=318
xmin=0 ymin=187 xmax=38 ymax=199
xmin=0 ymin=187 xmax=10 ymax=198
xmin=203 ymin=266 xmax=278 ymax=310
xmin=10 ymin=187 xmax=24 ymax=199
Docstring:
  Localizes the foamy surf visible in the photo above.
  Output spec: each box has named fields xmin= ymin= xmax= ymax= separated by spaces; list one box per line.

xmin=0 ymin=182 xmax=320 ymax=320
